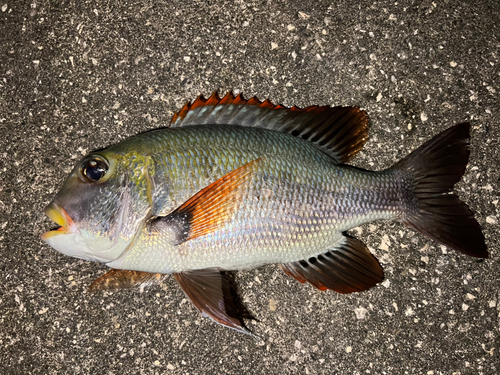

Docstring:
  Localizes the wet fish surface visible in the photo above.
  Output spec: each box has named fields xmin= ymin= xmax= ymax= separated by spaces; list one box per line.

xmin=42 ymin=92 xmax=488 ymax=333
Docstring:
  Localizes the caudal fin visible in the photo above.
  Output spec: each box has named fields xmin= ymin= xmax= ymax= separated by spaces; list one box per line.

xmin=394 ymin=123 xmax=488 ymax=258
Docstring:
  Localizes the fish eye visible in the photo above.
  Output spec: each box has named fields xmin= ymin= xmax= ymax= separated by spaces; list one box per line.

xmin=80 ymin=156 xmax=109 ymax=183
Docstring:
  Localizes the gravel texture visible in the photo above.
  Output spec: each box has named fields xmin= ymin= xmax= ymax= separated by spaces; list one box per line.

xmin=1 ymin=1 xmax=499 ymax=374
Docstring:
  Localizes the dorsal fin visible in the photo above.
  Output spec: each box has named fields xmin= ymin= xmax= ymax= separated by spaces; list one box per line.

xmin=169 ymin=92 xmax=370 ymax=163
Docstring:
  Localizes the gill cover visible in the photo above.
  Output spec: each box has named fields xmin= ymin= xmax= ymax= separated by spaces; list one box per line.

xmin=42 ymin=150 xmax=153 ymax=263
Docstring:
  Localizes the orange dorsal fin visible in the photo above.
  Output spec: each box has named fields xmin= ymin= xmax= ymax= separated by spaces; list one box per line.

xmin=148 ymin=158 xmax=262 ymax=244
xmin=169 ymin=92 xmax=370 ymax=163
xmin=88 ymin=269 xmax=168 ymax=292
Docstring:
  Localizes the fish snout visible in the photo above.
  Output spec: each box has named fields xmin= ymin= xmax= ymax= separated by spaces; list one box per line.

xmin=41 ymin=202 xmax=78 ymax=240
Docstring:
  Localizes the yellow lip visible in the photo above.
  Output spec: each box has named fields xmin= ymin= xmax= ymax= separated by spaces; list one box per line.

xmin=41 ymin=203 xmax=78 ymax=240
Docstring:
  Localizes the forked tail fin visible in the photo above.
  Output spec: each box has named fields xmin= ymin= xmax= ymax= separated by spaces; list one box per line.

xmin=393 ymin=123 xmax=488 ymax=258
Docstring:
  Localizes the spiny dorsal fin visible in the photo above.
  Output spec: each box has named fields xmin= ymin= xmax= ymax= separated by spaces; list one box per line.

xmin=148 ymin=158 xmax=263 ymax=244
xmin=169 ymin=92 xmax=370 ymax=163
xmin=88 ymin=269 xmax=168 ymax=292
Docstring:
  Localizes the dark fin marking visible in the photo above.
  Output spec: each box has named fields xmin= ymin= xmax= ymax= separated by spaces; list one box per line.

xmin=281 ymin=237 xmax=384 ymax=294
xmin=169 ymin=92 xmax=370 ymax=163
xmin=148 ymin=158 xmax=262 ymax=244
xmin=174 ymin=268 xmax=254 ymax=335
xmin=88 ymin=269 xmax=168 ymax=292
xmin=223 ymin=271 xmax=257 ymax=321
xmin=393 ymin=123 xmax=488 ymax=258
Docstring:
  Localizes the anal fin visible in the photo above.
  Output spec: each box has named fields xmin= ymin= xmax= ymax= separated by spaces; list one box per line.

xmin=89 ymin=269 xmax=168 ymax=292
xmin=174 ymin=268 xmax=252 ymax=335
xmin=281 ymin=237 xmax=384 ymax=294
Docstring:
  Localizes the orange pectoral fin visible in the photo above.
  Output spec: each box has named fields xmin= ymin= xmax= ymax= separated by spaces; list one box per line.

xmin=148 ymin=158 xmax=263 ymax=244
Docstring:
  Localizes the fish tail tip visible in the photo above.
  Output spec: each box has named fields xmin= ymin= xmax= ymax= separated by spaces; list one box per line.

xmin=394 ymin=123 xmax=488 ymax=258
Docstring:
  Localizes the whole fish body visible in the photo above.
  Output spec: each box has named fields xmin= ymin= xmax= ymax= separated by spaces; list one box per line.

xmin=109 ymin=125 xmax=400 ymax=273
xmin=42 ymin=92 xmax=487 ymax=333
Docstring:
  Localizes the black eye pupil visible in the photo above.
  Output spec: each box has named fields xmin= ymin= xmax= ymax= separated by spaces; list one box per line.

xmin=82 ymin=157 xmax=108 ymax=182
xmin=86 ymin=165 xmax=106 ymax=181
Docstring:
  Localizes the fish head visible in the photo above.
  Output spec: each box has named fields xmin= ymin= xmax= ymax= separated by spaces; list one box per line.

xmin=42 ymin=149 xmax=152 ymax=263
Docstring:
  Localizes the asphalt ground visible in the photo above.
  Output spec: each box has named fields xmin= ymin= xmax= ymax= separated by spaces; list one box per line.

xmin=1 ymin=1 xmax=499 ymax=374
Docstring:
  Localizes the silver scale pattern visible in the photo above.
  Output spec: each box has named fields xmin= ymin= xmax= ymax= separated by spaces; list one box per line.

xmin=109 ymin=125 xmax=405 ymax=273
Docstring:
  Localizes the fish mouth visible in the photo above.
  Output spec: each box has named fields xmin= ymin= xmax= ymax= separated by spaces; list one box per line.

xmin=41 ymin=202 xmax=79 ymax=241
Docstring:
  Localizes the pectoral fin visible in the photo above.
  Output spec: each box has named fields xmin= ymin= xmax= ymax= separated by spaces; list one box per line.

xmin=281 ymin=237 xmax=384 ymax=294
xmin=174 ymin=269 xmax=252 ymax=335
xmin=89 ymin=269 xmax=168 ymax=292
xmin=148 ymin=158 xmax=262 ymax=244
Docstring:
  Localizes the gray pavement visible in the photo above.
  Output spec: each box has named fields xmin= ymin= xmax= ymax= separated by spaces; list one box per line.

xmin=1 ymin=0 xmax=499 ymax=374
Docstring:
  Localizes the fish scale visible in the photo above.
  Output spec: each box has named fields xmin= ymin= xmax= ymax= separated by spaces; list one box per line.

xmin=43 ymin=92 xmax=487 ymax=334
xmin=104 ymin=125 xmax=405 ymax=274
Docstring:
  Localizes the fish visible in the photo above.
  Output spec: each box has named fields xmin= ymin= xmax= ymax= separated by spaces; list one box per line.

xmin=42 ymin=92 xmax=488 ymax=334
